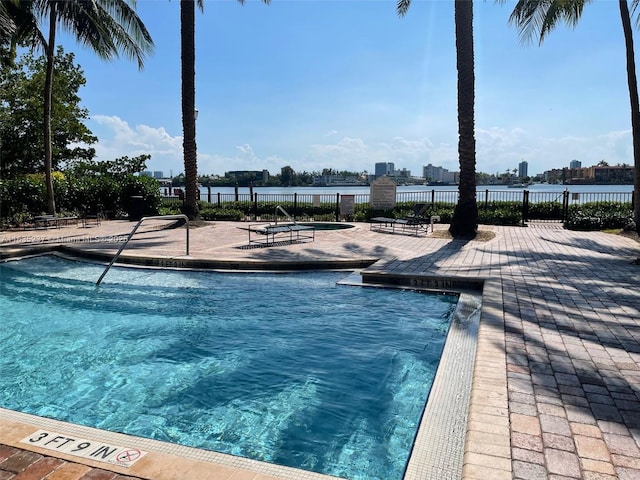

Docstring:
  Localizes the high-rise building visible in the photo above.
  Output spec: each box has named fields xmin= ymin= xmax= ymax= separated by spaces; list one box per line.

xmin=153 ymin=171 xmax=164 ymax=178
xmin=569 ymin=160 xmax=581 ymax=169
xmin=423 ymin=164 xmax=443 ymax=182
xmin=374 ymin=162 xmax=395 ymax=177
xmin=518 ymin=161 xmax=528 ymax=179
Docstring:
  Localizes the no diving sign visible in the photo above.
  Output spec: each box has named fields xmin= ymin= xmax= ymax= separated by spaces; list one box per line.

xmin=21 ymin=430 xmax=147 ymax=468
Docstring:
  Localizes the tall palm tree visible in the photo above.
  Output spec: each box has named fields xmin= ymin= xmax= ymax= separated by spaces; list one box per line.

xmin=180 ymin=0 xmax=199 ymax=220
xmin=14 ymin=0 xmax=153 ymax=214
xmin=397 ymin=0 xmax=478 ymax=238
xmin=179 ymin=0 xmax=269 ymax=220
xmin=505 ymin=0 xmax=640 ymax=235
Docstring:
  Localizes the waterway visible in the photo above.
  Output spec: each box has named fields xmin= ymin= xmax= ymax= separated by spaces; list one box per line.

xmin=189 ymin=184 xmax=634 ymax=196
xmin=158 ymin=184 xmax=634 ymax=207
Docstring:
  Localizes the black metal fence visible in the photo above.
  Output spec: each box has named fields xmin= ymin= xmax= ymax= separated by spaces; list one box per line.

xmin=164 ymin=188 xmax=635 ymax=223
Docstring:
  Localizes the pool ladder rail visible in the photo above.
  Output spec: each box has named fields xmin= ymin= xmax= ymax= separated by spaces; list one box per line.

xmin=96 ymin=214 xmax=190 ymax=286
xmin=274 ymin=205 xmax=295 ymax=225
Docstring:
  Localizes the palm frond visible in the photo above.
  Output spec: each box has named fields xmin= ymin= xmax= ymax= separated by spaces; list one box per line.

xmin=397 ymin=0 xmax=412 ymax=17
xmin=630 ymin=0 xmax=640 ymax=28
xmin=1 ymin=0 xmax=45 ymax=53
xmin=507 ymin=0 xmax=591 ymax=45
xmin=29 ymin=0 xmax=153 ymax=70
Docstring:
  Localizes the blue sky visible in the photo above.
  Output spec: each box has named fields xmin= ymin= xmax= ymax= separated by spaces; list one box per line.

xmin=56 ymin=0 xmax=634 ymax=178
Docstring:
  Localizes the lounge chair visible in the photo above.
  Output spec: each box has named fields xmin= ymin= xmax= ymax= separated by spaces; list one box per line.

xmin=242 ymin=222 xmax=315 ymax=246
xmin=369 ymin=203 xmax=429 ymax=236
xmin=401 ymin=203 xmax=429 ymax=228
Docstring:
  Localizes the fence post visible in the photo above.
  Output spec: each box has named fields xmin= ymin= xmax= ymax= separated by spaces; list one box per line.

xmin=294 ymin=193 xmax=298 ymax=219
xmin=335 ymin=193 xmax=340 ymax=222
xmin=217 ymin=192 xmax=221 ymax=208
xmin=253 ymin=193 xmax=258 ymax=221
xmin=207 ymin=186 xmax=211 ymax=204
xmin=562 ymin=189 xmax=570 ymax=222
xmin=484 ymin=189 xmax=489 ymax=208
xmin=522 ymin=189 xmax=529 ymax=225
xmin=431 ymin=189 xmax=435 ymax=207
xmin=234 ymin=184 xmax=239 ymax=202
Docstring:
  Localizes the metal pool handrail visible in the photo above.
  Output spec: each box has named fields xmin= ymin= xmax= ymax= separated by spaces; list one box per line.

xmin=274 ymin=205 xmax=295 ymax=225
xmin=96 ymin=214 xmax=190 ymax=286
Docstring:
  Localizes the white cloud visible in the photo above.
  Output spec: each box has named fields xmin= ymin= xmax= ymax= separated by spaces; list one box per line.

xmin=475 ymin=126 xmax=634 ymax=175
xmin=198 ymin=149 xmax=288 ymax=176
xmin=305 ymin=135 xmax=456 ymax=175
xmin=85 ymin=115 xmax=183 ymax=174
xmin=83 ymin=115 xmax=636 ymax=179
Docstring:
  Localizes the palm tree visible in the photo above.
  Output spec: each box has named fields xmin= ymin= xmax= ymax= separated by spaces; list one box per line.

xmin=398 ymin=0 xmax=478 ymax=238
xmin=11 ymin=0 xmax=153 ymax=214
xmin=504 ymin=0 xmax=640 ymax=235
xmin=179 ymin=0 xmax=269 ymax=220
xmin=180 ymin=0 xmax=198 ymax=220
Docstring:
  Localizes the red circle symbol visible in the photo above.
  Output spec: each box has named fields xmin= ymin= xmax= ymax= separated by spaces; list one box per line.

xmin=116 ymin=449 xmax=141 ymax=463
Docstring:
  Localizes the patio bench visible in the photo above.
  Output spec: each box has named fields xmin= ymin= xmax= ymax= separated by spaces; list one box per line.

xmin=21 ymin=215 xmax=79 ymax=230
xmin=82 ymin=213 xmax=102 ymax=228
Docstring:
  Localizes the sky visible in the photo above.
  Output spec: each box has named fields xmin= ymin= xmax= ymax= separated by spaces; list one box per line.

xmin=54 ymin=0 xmax=637 ymax=178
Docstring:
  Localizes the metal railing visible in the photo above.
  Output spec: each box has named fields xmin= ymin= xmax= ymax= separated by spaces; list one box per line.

xmin=96 ymin=214 xmax=189 ymax=286
xmin=161 ymin=188 xmax=635 ymax=223
xmin=274 ymin=205 xmax=295 ymax=224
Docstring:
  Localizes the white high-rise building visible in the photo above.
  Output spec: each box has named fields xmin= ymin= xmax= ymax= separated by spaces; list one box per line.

xmin=423 ymin=163 xmax=454 ymax=183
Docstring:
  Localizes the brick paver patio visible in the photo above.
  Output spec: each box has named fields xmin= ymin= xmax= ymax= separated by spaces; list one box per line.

xmin=0 ymin=219 xmax=639 ymax=479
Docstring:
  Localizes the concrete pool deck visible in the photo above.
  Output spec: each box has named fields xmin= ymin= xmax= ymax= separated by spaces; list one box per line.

xmin=0 ymin=219 xmax=639 ymax=479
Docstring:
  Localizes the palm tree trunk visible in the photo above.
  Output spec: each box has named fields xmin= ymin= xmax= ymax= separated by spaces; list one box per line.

xmin=43 ymin=5 xmax=57 ymax=215
xmin=181 ymin=0 xmax=199 ymax=220
xmin=619 ymin=0 xmax=640 ymax=235
xmin=449 ymin=0 xmax=478 ymax=238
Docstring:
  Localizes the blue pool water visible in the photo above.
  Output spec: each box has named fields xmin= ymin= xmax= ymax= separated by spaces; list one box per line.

xmin=0 ymin=255 xmax=457 ymax=480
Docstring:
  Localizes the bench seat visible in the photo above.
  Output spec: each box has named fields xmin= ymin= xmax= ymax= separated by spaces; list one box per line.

xmin=25 ymin=215 xmax=79 ymax=230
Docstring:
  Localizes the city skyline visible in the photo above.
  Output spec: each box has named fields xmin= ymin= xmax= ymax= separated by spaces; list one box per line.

xmin=147 ymin=156 xmax=625 ymax=182
xmin=53 ymin=1 xmax=637 ymax=178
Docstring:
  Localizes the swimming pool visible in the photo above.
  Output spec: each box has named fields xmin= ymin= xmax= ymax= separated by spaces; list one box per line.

xmin=0 ymin=255 xmax=458 ymax=480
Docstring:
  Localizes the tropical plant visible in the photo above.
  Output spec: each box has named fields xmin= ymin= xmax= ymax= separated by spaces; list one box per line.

xmin=0 ymin=47 xmax=97 ymax=177
xmin=503 ymin=0 xmax=640 ymax=235
xmin=180 ymin=0 xmax=199 ymax=220
xmin=4 ymin=0 xmax=154 ymax=215
xmin=179 ymin=0 xmax=270 ymax=221
xmin=397 ymin=0 xmax=478 ymax=238
xmin=1 ymin=0 xmax=43 ymax=66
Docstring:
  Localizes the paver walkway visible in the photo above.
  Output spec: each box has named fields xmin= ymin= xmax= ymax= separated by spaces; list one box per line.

xmin=0 ymin=219 xmax=639 ymax=479
xmin=0 ymin=443 xmax=141 ymax=480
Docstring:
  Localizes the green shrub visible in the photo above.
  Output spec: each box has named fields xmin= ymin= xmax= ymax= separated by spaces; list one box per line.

xmin=199 ymin=207 xmax=244 ymax=221
xmin=528 ymin=201 xmax=563 ymax=220
xmin=0 ymin=172 xmax=161 ymax=225
xmin=565 ymin=202 xmax=632 ymax=230
xmin=119 ymin=175 xmax=162 ymax=218
xmin=479 ymin=202 xmax=521 ymax=226
xmin=0 ymin=177 xmax=46 ymax=219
